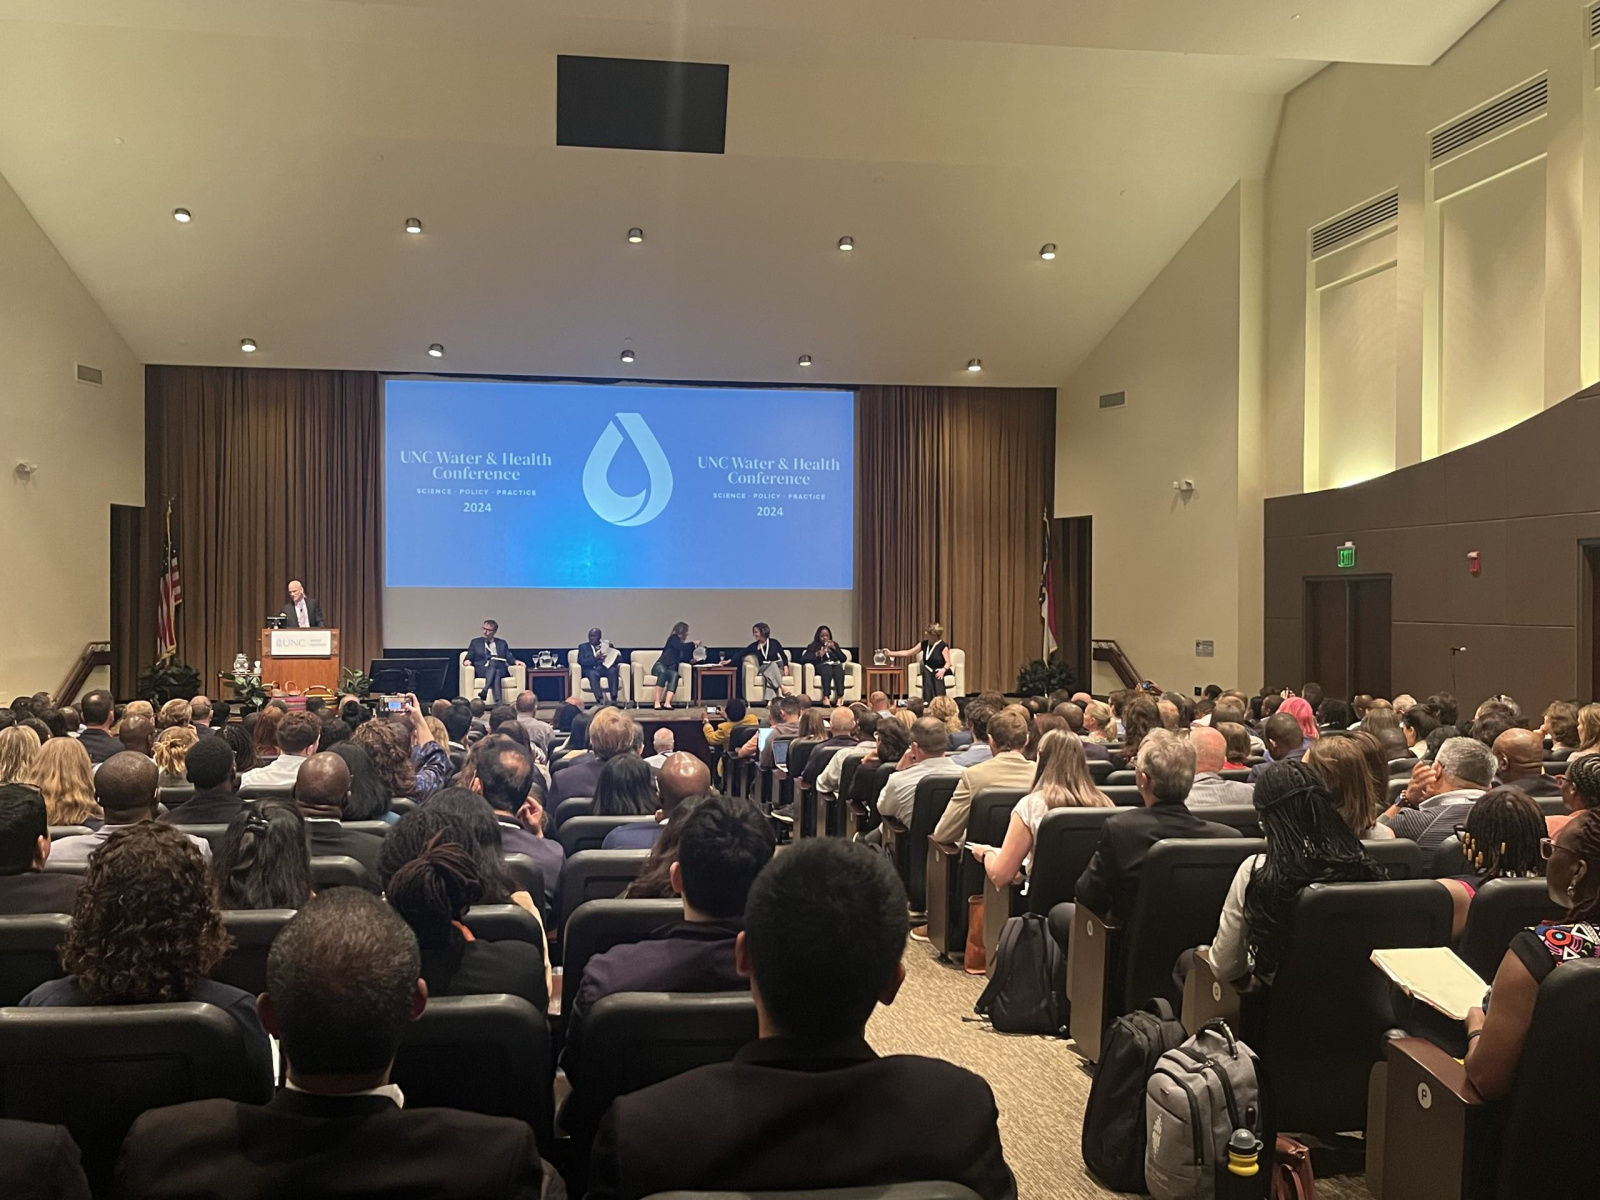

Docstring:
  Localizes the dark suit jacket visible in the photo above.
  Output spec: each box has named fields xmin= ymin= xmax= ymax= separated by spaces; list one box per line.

xmin=76 ymin=727 xmax=122 ymax=764
xmin=1082 ymin=740 xmax=1110 ymax=762
xmin=161 ymin=787 xmax=246 ymax=826
xmin=468 ymin=636 xmax=511 ymax=670
xmin=0 ymin=870 xmax=81 ymax=915
xmin=1074 ymin=801 xmax=1237 ymax=923
xmin=1506 ymin=772 xmax=1563 ymax=798
xmin=277 ymin=597 xmax=325 ymax=628
xmin=587 ymin=1036 xmax=1015 ymax=1200
xmin=548 ymin=754 xmax=604 ymax=809
xmin=577 ymin=643 xmax=618 ymax=674
xmin=115 ymin=1090 xmax=552 ymax=1199
xmin=307 ymin=820 xmax=384 ymax=887
xmin=1247 ymin=749 xmax=1305 ymax=784
xmin=0 ymin=1119 xmax=90 ymax=1200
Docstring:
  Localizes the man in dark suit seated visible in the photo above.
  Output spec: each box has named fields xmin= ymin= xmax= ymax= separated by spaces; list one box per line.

xmin=0 ymin=785 xmax=81 ymax=915
xmin=115 ymin=889 xmax=558 ymax=1199
xmin=587 ymin=838 xmax=1016 ymax=1200
xmin=1495 ymin=727 xmax=1562 ymax=797
xmin=1074 ymin=729 xmax=1235 ymax=924
xmin=293 ymin=752 xmax=384 ymax=887
xmin=75 ymin=689 xmax=121 ymax=765
xmin=277 ymin=579 xmax=325 ymax=629
xmin=466 ymin=619 xmax=512 ymax=702
xmin=577 ymin=628 xmax=621 ymax=707
xmin=160 ymin=735 xmax=245 ymax=825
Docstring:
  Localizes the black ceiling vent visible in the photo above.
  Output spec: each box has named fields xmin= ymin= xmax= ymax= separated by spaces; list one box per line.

xmin=1311 ymin=191 xmax=1399 ymax=256
xmin=1431 ymin=76 xmax=1548 ymax=161
xmin=557 ymin=56 xmax=729 ymax=154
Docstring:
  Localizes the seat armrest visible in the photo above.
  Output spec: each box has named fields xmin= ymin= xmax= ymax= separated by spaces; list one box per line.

xmin=1378 ymin=1037 xmax=1484 ymax=1200
xmin=1067 ymin=905 xmax=1120 ymax=1060
xmin=882 ymin=816 xmax=910 ymax=835
xmin=980 ymin=874 xmax=1020 ymax=977
xmin=1181 ymin=947 xmax=1241 ymax=1034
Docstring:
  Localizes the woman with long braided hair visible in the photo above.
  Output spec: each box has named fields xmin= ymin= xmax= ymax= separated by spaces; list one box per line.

xmin=1435 ymin=786 xmax=1545 ymax=938
xmin=378 ymin=807 xmax=547 ymax=1010
xmin=1465 ymin=807 xmax=1600 ymax=1099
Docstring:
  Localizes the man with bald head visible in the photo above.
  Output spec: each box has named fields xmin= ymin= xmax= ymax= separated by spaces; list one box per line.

xmin=604 ymin=752 xmax=712 ymax=850
xmin=52 ymin=751 xmax=211 ymax=864
xmin=118 ymin=713 xmax=156 ymax=759
xmin=278 ymin=580 xmax=325 ymax=628
xmin=1185 ymin=726 xmax=1254 ymax=807
xmin=1495 ymin=727 xmax=1562 ymax=798
xmin=293 ymin=752 xmax=382 ymax=883
xmin=796 ymin=707 xmax=861 ymax=797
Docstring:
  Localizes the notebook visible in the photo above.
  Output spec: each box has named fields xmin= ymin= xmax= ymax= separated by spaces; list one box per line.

xmin=1370 ymin=946 xmax=1490 ymax=1020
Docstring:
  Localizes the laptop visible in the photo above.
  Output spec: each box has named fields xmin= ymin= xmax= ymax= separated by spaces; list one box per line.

xmin=771 ymin=737 xmax=790 ymax=768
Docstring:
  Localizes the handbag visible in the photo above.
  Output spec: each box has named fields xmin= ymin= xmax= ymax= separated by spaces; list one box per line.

xmin=964 ymin=895 xmax=987 ymax=974
xmin=1271 ymin=1135 xmax=1316 ymax=1200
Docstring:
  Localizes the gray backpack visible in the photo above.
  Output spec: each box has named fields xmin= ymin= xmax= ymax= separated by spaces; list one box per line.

xmin=1144 ymin=1020 xmax=1262 ymax=1200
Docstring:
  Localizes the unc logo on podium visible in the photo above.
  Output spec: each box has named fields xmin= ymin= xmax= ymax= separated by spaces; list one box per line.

xmin=583 ymin=413 xmax=674 ymax=527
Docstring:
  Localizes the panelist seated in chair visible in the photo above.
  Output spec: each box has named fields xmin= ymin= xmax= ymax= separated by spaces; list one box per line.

xmin=800 ymin=625 xmax=849 ymax=706
xmin=115 ymin=889 xmax=559 ymax=1200
xmin=465 ymin=619 xmax=512 ymax=702
xmin=744 ymin=623 xmax=789 ymax=702
xmin=578 ymin=628 xmax=623 ymax=706
xmin=587 ymin=838 xmax=1016 ymax=1200
xmin=1462 ymin=807 xmax=1600 ymax=1099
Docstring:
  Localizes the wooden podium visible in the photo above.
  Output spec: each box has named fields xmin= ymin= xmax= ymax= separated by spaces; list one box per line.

xmin=260 ymin=627 xmax=340 ymax=694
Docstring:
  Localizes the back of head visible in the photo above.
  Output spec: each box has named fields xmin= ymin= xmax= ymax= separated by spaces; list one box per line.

xmin=190 ymin=696 xmax=213 ymax=726
xmin=676 ymin=795 xmax=775 ymax=918
xmin=157 ymin=698 xmax=193 ymax=730
xmin=1565 ymin=754 xmax=1600 ymax=809
xmin=473 ymin=740 xmax=533 ymax=814
xmin=657 ymin=752 xmax=711 ymax=817
xmin=119 ymin=713 xmax=155 ymax=752
xmin=94 ymin=750 xmax=159 ymax=822
xmin=294 ymin=751 xmax=353 ymax=817
xmin=0 ymin=784 xmax=47 ymax=874
xmin=1494 ymin=727 xmax=1546 ymax=778
xmin=1375 ymin=727 xmax=1411 ymax=762
xmin=423 ymin=789 xmax=518 ymax=902
xmin=1460 ymin=787 xmax=1545 ymax=880
xmin=1122 ymin=694 xmax=1162 ymax=752
xmin=1301 ymin=682 xmax=1325 ymax=710
xmin=1428 ymin=693 xmax=1460 ymax=728
xmin=318 ymin=713 xmax=351 ymax=750
xmin=1305 ymin=733 xmax=1380 ymax=836
xmin=653 ymin=727 xmax=675 ymax=755
xmin=1470 ymin=709 xmax=1518 ymax=750
xmin=1546 ymin=701 xmax=1580 ymax=747
xmin=828 ymin=706 xmax=857 ymax=738
xmin=1435 ymin=736 xmax=1497 ymax=790
xmin=588 ymin=706 xmax=635 ymax=759
xmin=153 ymin=726 xmax=199 ymax=776
xmin=1403 ymin=706 xmax=1439 ymax=742
xmin=185 ymin=733 xmax=236 ymax=790
xmin=987 ymin=706 xmax=1029 ymax=753
xmin=1212 ymin=699 xmax=1247 ymax=727
xmin=0 ymin=725 xmax=42 ymax=784
xmin=1318 ymin=699 xmax=1354 ymax=729
xmin=1054 ymin=702 xmax=1085 ymax=733
xmin=1263 ymin=710 xmax=1303 ymax=758
xmin=515 ymin=691 xmax=538 ymax=716
xmin=1190 ymin=725 xmax=1227 ymax=774
xmin=874 ymin=715 xmax=912 ymax=762
xmin=276 ymin=711 xmax=322 ymax=756
xmin=379 ymin=811 xmax=483 ymax=952
xmin=267 ymin=889 xmax=422 ymax=1078
xmin=1137 ymin=728 xmax=1195 ymax=803
xmin=214 ymin=801 xmax=313 ymax=910
xmin=910 ymin=716 xmax=947 ymax=758
xmin=725 ymin=698 xmax=748 ymax=723
xmin=79 ymin=690 xmax=114 ymax=728
xmin=443 ymin=699 xmax=473 ymax=743
xmin=743 ymin=838 xmax=907 ymax=1040
xmin=594 ymin=752 xmax=656 ymax=816
xmin=1216 ymin=721 xmax=1252 ymax=764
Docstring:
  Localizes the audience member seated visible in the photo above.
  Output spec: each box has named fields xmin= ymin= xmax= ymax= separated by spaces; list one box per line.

xmin=1109 ymin=695 xmax=1162 ymax=771
xmin=703 ymin=697 xmax=758 ymax=752
xmin=21 ymin=822 xmax=272 ymax=1089
xmin=155 ymin=699 xmax=191 ymax=731
xmin=213 ymin=801 xmax=314 ymax=911
xmin=1435 ymin=787 xmax=1546 ymax=938
xmin=1075 ymin=729 xmax=1235 ymax=923
xmin=351 ymin=704 xmax=449 ymax=804
xmin=1247 ymin=710 xmax=1308 ymax=783
xmin=1373 ymin=725 xmax=1413 ymax=771
xmin=292 ymin=752 xmax=383 ymax=879
xmin=588 ymin=838 xmax=1015 ymax=1200
xmin=812 ymin=711 xmax=880 ymax=804
xmin=932 ymin=707 xmax=1035 ymax=848
xmin=25 ymin=736 xmax=100 ymax=828
xmin=162 ymin=734 xmax=245 ymax=825
xmin=927 ymin=695 xmax=967 ymax=750
xmin=623 ymin=795 xmax=707 ymax=900
xmin=604 ymin=752 xmax=709 ymax=851
xmin=189 ymin=695 xmax=215 ymax=734
xmin=875 ymin=717 xmax=965 ymax=829
xmin=1187 ymin=726 xmax=1254 ymax=807
xmin=252 ymin=707 xmax=283 ymax=764
xmin=1462 ymin=808 xmax=1600 ymax=1100
xmin=549 ymin=706 xmax=636 ymax=807
xmin=562 ymin=795 xmax=774 ymax=1143
xmin=0 ymin=725 xmax=41 ymax=785
xmin=738 ymin=696 xmax=802 ymax=768
xmin=1543 ymin=700 xmax=1580 ymax=759
xmin=1305 ymin=733 xmax=1393 ymax=839
xmin=240 ymin=711 xmax=321 ymax=789
xmin=151 ymin=729 xmax=194 ymax=786
xmin=1402 ymin=705 xmax=1440 ymax=758
xmin=971 ymin=730 xmax=1111 ymax=888
xmin=1495 ymin=727 xmax=1561 ymax=798
xmin=326 ymin=741 xmax=389 ymax=822
xmin=456 ymin=736 xmax=562 ymax=912
xmin=53 ymin=753 xmax=209 ymax=863
xmin=1568 ymin=703 xmax=1600 ymax=762
xmin=1217 ymin=722 xmax=1254 ymax=770
xmin=76 ymin=689 xmax=121 ymax=765
xmin=642 ymin=728 xmax=674 ymax=771
xmin=949 ymin=697 xmax=1001 ymax=767
xmin=0 ymin=784 xmax=82 ymax=913
xmin=115 ymin=889 xmax=556 ymax=1200
xmin=1551 ymin=754 xmax=1600 ymax=837
xmin=593 ymin=752 xmax=657 ymax=817
xmin=377 ymin=808 xmax=547 ymax=1010
xmin=222 ymin=724 xmax=258 ymax=777
xmin=1379 ymin=736 xmax=1496 ymax=850
xmin=794 ymin=707 xmax=861 ymax=795
xmin=0 ymin=1118 xmax=90 ymax=1199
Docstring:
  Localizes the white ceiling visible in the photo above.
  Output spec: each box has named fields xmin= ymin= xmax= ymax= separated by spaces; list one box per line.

xmin=0 ymin=0 xmax=1497 ymax=387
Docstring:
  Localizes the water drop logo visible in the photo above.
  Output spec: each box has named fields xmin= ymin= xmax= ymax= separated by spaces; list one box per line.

xmin=583 ymin=413 xmax=674 ymax=526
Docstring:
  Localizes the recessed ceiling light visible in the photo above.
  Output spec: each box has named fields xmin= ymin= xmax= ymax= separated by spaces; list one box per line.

xmin=1039 ymin=243 xmax=1057 ymax=260
xmin=172 ymin=208 xmax=192 ymax=223
xmin=966 ymin=358 xmax=982 ymax=372
xmin=627 ymin=227 xmax=644 ymax=244
xmin=404 ymin=217 xmax=423 ymax=234
xmin=427 ymin=344 xmax=444 ymax=358
xmin=620 ymin=349 xmax=635 ymax=364
xmin=240 ymin=338 xmax=257 ymax=353
xmin=837 ymin=235 xmax=854 ymax=252
xmin=798 ymin=354 xmax=813 ymax=367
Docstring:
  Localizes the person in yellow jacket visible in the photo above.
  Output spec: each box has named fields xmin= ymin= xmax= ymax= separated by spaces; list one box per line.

xmin=703 ymin=697 xmax=760 ymax=748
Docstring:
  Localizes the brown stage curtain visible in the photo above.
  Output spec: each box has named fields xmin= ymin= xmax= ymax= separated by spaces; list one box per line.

xmin=141 ymin=366 xmax=383 ymax=694
xmin=859 ymin=385 xmax=1055 ymax=694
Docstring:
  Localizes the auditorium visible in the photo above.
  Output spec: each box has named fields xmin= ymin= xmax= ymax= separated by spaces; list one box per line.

xmin=3 ymin=0 xmax=1599 ymax=1196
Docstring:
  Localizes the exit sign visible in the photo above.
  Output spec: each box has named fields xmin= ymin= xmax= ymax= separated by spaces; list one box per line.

xmin=1337 ymin=541 xmax=1356 ymax=569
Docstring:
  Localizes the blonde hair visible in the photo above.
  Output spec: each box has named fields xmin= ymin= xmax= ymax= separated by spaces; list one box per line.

xmin=0 ymin=725 xmax=42 ymax=784
xmin=895 ymin=708 xmax=917 ymax=730
xmin=425 ymin=716 xmax=451 ymax=750
xmin=1579 ymin=703 xmax=1600 ymax=754
xmin=927 ymin=695 xmax=960 ymax=734
xmin=122 ymin=700 xmax=154 ymax=724
xmin=156 ymin=698 xmax=193 ymax=730
xmin=589 ymin=707 xmax=638 ymax=758
xmin=924 ymin=622 xmax=945 ymax=642
xmin=26 ymin=736 xmax=100 ymax=825
xmin=152 ymin=726 xmax=199 ymax=778
xmin=1031 ymin=730 xmax=1113 ymax=810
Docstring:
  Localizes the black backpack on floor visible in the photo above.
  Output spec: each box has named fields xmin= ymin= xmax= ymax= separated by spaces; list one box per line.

xmin=973 ymin=913 xmax=1066 ymax=1036
xmin=1081 ymin=997 xmax=1189 ymax=1192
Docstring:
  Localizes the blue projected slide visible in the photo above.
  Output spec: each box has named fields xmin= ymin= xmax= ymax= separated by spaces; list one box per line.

xmin=384 ymin=380 xmax=854 ymax=589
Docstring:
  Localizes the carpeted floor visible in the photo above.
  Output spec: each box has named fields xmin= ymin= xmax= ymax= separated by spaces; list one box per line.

xmin=867 ymin=943 xmax=1375 ymax=1199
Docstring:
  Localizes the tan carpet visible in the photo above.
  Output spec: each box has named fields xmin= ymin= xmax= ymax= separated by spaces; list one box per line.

xmin=866 ymin=943 xmax=1374 ymax=1199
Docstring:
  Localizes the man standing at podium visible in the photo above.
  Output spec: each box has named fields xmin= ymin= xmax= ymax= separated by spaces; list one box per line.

xmin=467 ymin=619 xmax=511 ymax=702
xmin=279 ymin=580 xmax=325 ymax=628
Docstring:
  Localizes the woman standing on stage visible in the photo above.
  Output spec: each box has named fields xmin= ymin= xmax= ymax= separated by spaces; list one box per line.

xmin=744 ymin=623 xmax=789 ymax=704
xmin=652 ymin=621 xmax=701 ymax=710
xmin=802 ymin=625 xmax=848 ymax=706
xmin=883 ymin=622 xmax=953 ymax=698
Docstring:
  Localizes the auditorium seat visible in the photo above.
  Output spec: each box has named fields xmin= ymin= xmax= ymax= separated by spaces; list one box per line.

xmin=1106 ymin=770 xmax=1137 ymax=786
xmin=1101 ymin=785 xmax=1143 ymax=806
xmin=845 ymin=761 xmax=895 ymax=839
xmin=1022 ymin=808 xmax=1118 ymax=919
xmin=905 ymin=648 xmax=966 ymax=700
xmin=1379 ymin=959 xmax=1600 ymax=1199
xmin=631 ymin=650 xmax=690 ymax=706
xmin=309 ymin=855 xmax=368 ymax=889
xmin=172 ymin=823 xmax=231 ymax=854
xmin=562 ymin=898 xmax=681 ymax=1000
xmin=932 ymin=788 xmax=1027 ymax=966
xmin=1387 ymin=776 xmax=1409 ymax=805
xmin=1543 ymin=759 xmax=1569 ymax=776
xmin=502 ymin=853 xmax=543 ymax=901
xmin=558 ymin=815 xmax=655 ymax=857
xmin=0 ymin=1001 xmax=272 ymax=1191
xmin=391 ymin=994 xmax=554 ymax=1158
xmin=343 ymin=819 xmax=391 ymax=838
xmin=825 ymin=753 xmax=864 ymax=835
xmin=458 ymin=651 xmax=525 ymax=706
xmin=460 ymin=904 xmax=544 ymax=946
xmin=638 ymin=1188 xmax=985 ymax=1200
xmin=881 ymin=776 xmax=958 ymax=912
xmin=741 ymin=653 xmax=801 ymax=704
xmin=47 ymin=825 xmax=92 ymax=840
xmin=798 ymin=745 xmax=844 ymax=838
xmin=1197 ymin=804 xmax=1262 ymax=836
xmin=157 ymin=782 xmax=194 ymax=806
xmin=238 ymin=781 xmax=295 ymax=801
xmin=1366 ymin=838 xmax=1425 ymax=879
xmin=568 ymin=648 xmax=634 ymax=708
xmin=801 ymin=649 xmax=863 ymax=704
xmin=1429 ymin=836 xmax=1467 ymax=878
xmin=558 ymin=850 xmax=650 ymax=932
xmin=42 ymin=861 xmax=87 ymax=875
xmin=390 ymin=797 xmax=418 ymax=815
xmin=1218 ymin=768 xmax=1253 ymax=782
xmin=723 ymin=726 xmax=760 ymax=801
xmin=1455 ymin=877 xmax=1562 ymax=982
xmin=210 ymin=909 xmax=295 ymax=996
xmin=552 ymin=796 xmax=593 ymax=830
xmin=0 ymin=914 xmax=70 ymax=1006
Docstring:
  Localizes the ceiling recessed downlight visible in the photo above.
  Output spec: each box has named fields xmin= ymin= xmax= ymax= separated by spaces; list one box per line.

xmin=620 ymin=349 xmax=636 ymax=364
xmin=427 ymin=344 xmax=444 ymax=358
xmin=404 ymin=217 xmax=423 ymax=234
xmin=240 ymin=338 xmax=257 ymax=353
xmin=798 ymin=354 xmax=813 ymax=367
xmin=1039 ymin=243 xmax=1057 ymax=260
xmin=172 ymin=208 xmax=192 ymax=223
xmin=837 ymin=235 xmax=854 ymax=251
xmin=966 ymin=358 xmax=982 ymax=372
xmin=627 ymin=227 xmax=644 ymax=243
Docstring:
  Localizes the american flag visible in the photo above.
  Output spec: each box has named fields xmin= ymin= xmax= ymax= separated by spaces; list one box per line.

xmin=156 ymin=498 xmax=182 ymax=660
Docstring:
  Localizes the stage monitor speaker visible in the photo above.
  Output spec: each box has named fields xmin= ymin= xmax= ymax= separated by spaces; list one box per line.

xmin=368 ymin=657 xmax=452 ymax=704
xmin=556 ymin=55 xmax=728 ymax=154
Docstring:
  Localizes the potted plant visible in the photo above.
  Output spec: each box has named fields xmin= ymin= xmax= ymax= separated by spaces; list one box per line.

xmin=136 ymin=660 xmax=203 ymax=705
xmin=1016 ymin=655 xmax=1076 ymax=698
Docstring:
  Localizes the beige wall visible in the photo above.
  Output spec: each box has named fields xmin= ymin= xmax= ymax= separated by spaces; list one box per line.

xmin=0 ymin=168 xmax=142 ymax=700
xmin=1058 ymin=183 xmax=1264 ymax=694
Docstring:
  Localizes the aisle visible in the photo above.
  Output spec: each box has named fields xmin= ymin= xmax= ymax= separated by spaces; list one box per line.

xmin=866 ymin=945 xmax=1375 ymax=1200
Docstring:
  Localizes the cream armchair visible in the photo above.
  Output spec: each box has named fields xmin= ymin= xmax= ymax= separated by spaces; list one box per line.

xmin=568 ymin=648 xmax=632 ymax=706
xmin=802 ymin=650 xmax=862 ymax=703
xmin=631 ymin=649 xmax=692 ymax=703
xmin=458 ymin=651 xmax=525 ymax=704
xmin=741 ymin=651 xmax=801 ymax=703
xmin=906 ymin=647 xmax=967 ymax=699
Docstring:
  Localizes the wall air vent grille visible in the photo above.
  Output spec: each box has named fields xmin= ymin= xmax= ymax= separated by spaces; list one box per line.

xmin=1591 ymin=3 xmax=1600 ymax=44
xmin=1431 ymin=76 xmax=1548 ymax=161
xmin=1310 ymin=191 xmax=1399 ymax=256
xmin=75 ymin=364 xmax=103 ymax=386
xmin=1099 ymin=391 xmax=1126 ymax=410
